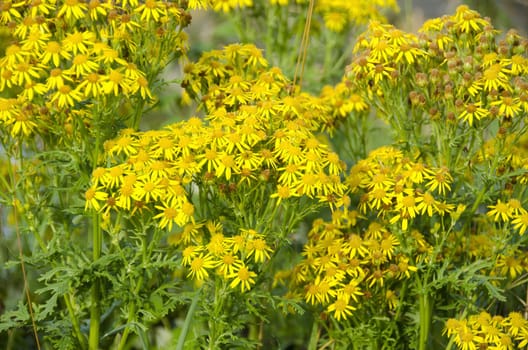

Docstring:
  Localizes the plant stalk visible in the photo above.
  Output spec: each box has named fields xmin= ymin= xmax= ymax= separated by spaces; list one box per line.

xmin=89 ymin=212 xmax=102 ymax=350
xmin=418 ymin=292 xmax=431 ymax=350
xmin=307 ymin=319 xmax=319 ymax=350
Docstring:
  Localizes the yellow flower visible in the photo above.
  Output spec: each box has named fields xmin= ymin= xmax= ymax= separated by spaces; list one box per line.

xmin=68 ymin=54 xmax=99 ymax=77
xmin=0 ymin=1 xmax=24 ymax=24
xmin=444 ymin=318 xmax=463 ymax=337
xmin=368 ymin=63 xmax=395 ymax=84
xmin=502 ymin=312 xmax=527 ymax=337
xmin=397 ymin=257 xmax=417 ymax=279
xmin=368 ymin=187 xmax=392 ymax=210
xmin=327 ymin=293 xmax=356 ymax=320
xmin=131 ymin=76 xmax=153 ymax=99
xmin=57 ymin=0 xmax=88 ymax=20
xmin=51 ymin=85 xmax=84 ymax=108
xmin=278 ymin=163 xmax=302 ymax=188
xmin=116 ymin=183 xmax=134 ymax=211
xmin=481 ymin=63 xmax=511 ymax=92
xmin=512 ymin=212 xmax=528 ymax=235
xmin=62 ymin=30 xmax=96 ymax=55
xmin=496 ymin=254 xmax=524 ymax=279
xmin=506 ymin=54 xmax=528 ymax=75
xmin=486 ymin=200 xmax=512 ymax=222
xmin=103 ymin=68 xmax=130 ymax=96
xmin=246 ymin=237 xmax=272 ymax=263
xmin=46 ymin=68 xmax=73 ymax=90
xmin=182 ymin=246 xmax=202 ymax=266
xmin=304 ymin=283 xmax=318 ymax=305
xmin=9 ymin=110 xmax=38 ymax=137
xmin=77 ymin=73 xmax=105 ymax=98
xmin=13 ymin=61 xmax=42 ymax=86
xmin=425 ymin=167 xmax=452 ymax=196
xmin=88 ymin=0 xmax=111 ymax=21
xmin=0 ymin=67 xmax=15 ymax=91
xmin=347 ymin=233 xmax=368 ymax=258
xmin=323 ymin=12 xmax=347 ymax=32
xmin=20 ymin=27 xmax=51 ymax=51
xmin=135 ymin=0 xmax=167 ymax=22
xmin=217 ymin=253 xmax=242 ymax=278
xmin=133 ymin=177 xmax=163 ymax=202
xmin=85 ymin=186 xmax=108 ymax=211
xmin=314 ymin=276 xmax=338 ymax=304
xmin=453 ymin=5 xmax=489 ymax=33
xmin=40 ymin=41 xmax=71 ymax=67
xmin=380 ymin=234 xmax=399 ymax=259
xmin=348 ymin=94 xmax=369 ymax=112
xmin=458 ymin=101 xmax=489 ymax=126
xmin=490 ymin=94 xmax=522 ymax=118
xmin=416 ymin=191 xmax=437 ymax=217
xmin=270 ymin=184 xmax=294 ymax=205
xmin=453 ymin=326 xmax=484 ymax=350
xmin=211 ymin=0 xmax=253 ymax=13
xmin=216 ymin=153 xmax=239 ymax=181
xmin=154 ymin=203 xmax=180 ymax=231
xmin=340 ymin=279 xmax=363 ymax=303
xmin=367 ymin=269 xmax=386 ymax=287
xmin=187 ymin=253 xmax=216 ymax=281
xmin=228 ymin=264 xmax=257 ymax=292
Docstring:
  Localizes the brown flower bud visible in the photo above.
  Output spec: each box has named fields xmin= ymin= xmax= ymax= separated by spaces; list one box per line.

xmin=415 ymin=72 xmax=428 ymax=87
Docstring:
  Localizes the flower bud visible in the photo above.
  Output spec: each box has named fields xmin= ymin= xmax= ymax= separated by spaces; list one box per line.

xmin=415 ymin=72 xmax=428 ymax=87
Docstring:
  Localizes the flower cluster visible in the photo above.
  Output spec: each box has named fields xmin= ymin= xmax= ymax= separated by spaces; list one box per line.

xmin=0 ymin=0 xmax=189 ymax=139
xmin=318 ymin=80 xmax=370 ymax=133
xmin=182 ymin=43 xmax=369 ymax=135
xmin=350 ymin=20 xmax=428 ymax=84
xmin=346 ymin=5 xmax=528 ymax=174
xmin=487 ymin=197 xmax=528 ymax=232
xmin=89 ymin=71 xmax=348 ymax=218
xmin=445 ymin=311 xmax=528 ymax=349
xmin=347 ymin=146 xmax=455 ymax=231
xmin=282 ymin=209 xmax=420 ymax=321
xmin=350 ymin=5 xmax=528 ymax=120
xmin=177 ymin=223 xmax=273 ymax=292
xmin=279 ymin=146 xmax=458 ymax=321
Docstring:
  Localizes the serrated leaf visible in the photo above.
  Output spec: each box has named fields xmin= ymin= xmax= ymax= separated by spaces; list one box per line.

xmin=0 ymin=300 xmax=30 ymax=331
xmin=34 ymin=293 xmax=58 ymax=321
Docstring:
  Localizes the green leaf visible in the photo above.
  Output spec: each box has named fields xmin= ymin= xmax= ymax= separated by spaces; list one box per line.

xmin=0 ymin=300 xmax=30 ymax=332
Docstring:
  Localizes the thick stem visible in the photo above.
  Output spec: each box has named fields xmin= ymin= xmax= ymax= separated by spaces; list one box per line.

xmin=176 ymin=288 xmax=202 ymax=350
xmin=418 ymin=292 xmax=432 ymax=350
xmin=89 ymin=213 xmax=102 ymax=350
xmin=307 ymin=319 xmax=319 ymax=350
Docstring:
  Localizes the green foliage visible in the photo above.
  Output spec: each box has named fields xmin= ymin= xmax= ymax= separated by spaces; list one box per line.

xmin=2 ymin=1 xmax=528 ymax=350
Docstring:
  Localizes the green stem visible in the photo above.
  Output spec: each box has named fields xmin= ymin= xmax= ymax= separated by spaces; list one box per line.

xmin=249 ymin=321 xmax=259 ymax=345
xmin=394 ymin=280 xmax=408 ymax=321
xmin=89 ymin=212 xmax=102 ymax=350
xmin=176 ymin=288 xmax=202 ymax=350
xmin=307 ymin=318 xmax=319 ymax=350
xmin=208 ymin=280 xmax=224 ymax=349
xmin=117 ymin=303 xmax=137 ymax=350
xmin=64 ymin=294 xmax=87 ymax=349
xmin=118 ymin=232 xmax=149 ymax=350
xmin=418 ymin=291 xmax=432 ymax=350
